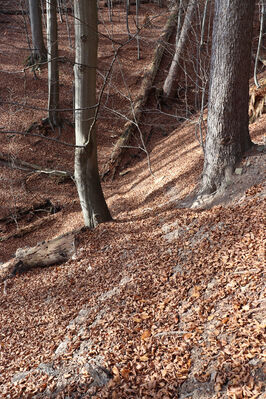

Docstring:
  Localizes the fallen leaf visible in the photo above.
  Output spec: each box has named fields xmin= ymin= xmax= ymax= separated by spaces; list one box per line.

xmin=140 ymin=354 xmax=149 ymax=361
xmin=133 ymin=317 xmax=142 ymax=323
xmin=121 ymin=367 xmax=130 ymax=380
xmin=141 ymin=330 xmax=151 ymax=340
xmin=112 ymin=365 xmax=119 ymax=376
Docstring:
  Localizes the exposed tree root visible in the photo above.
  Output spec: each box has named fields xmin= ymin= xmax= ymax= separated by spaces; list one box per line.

xmin=25 ymin=52 xmax=47 ymax=71
xmin=101 ymin=6 xmax=178 ymax=179
xmin=249 ymin=79 xmax=266 ymax=123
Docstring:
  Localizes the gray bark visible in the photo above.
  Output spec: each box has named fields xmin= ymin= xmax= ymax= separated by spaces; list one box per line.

xmin=254 ymin=0 xmax=265 ymax=88
xmin=47 ymin=0 xmax=60 ymax=127
xmin=74 ymin=0 xmax=112 ymax=227
xmin=28 ymin=0 xmax=47 ymax=64
xmin=201 ymin=0 xmax=255 ymax=194
xmin=163 ymin=0 xmax=196 ymax=98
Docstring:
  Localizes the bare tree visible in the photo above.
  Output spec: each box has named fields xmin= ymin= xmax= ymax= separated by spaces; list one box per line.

xmin=47 ymin=0 xmax=60 ymax=127
xmin=163 ymin=0 xmax=197 ymax=98
xmin=74 ymin=0 xmax=112 ymax=227
xmin=200 ymin=0 xmax=255 ymax=195
xmin=28 ymin=0 xmax=47 ymax=65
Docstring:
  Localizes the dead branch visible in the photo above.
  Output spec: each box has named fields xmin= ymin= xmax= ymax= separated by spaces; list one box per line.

xmin=101 ymin=6 xmax=178 ymax=179
xmin=0 ymin=151 xmax=73 ymax=179
xmin=0 ymin=199 xmax=60 ymax=225
xmin=0 ymin=214 xmax=57 ymax=243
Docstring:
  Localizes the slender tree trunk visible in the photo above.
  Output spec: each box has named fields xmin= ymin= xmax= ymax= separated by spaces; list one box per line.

xmin=163 ymin=0 xmax=196 ymax=99
xmin=28 ymin=0 xmax=47 ymax=65
xmin=126 ymin=0 xmax=131 ymax=38
xmin=47 ymin=0 xmax=60 ymax=127
xmin=74 ymin=0 xmax=112 ymax=227
xmin=200 ymin=0 xmax=255 ymax=195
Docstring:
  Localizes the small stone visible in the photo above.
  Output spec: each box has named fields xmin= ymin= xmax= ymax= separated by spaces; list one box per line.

xmin=257 ymin=145 xmax=265 ymax=152
xmin=235 ymin=168 xmax=242 ymax=175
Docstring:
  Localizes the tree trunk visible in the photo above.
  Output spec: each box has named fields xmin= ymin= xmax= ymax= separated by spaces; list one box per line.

xmin=28 ymin=0 xmax=47 ymax=65
xmin=47 ymin=0 xmax=60 ymax=127
xmin=163 ymin=0 xmax=196 ymax=99
xmin=74 ymin=0 xmax=112 ymax=227
xmin=101 ymin=5 xmax=178 ymax=178
xmin=200 ymin=0 xmax=255 ymax=195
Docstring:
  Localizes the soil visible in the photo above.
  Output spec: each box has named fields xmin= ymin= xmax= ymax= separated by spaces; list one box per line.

xmin=0 ymin=2 xmax=265 ymax=399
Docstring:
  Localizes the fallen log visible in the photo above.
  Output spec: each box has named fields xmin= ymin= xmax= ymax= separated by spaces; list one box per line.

xmin=0 ymin=233 xmax=76 ymax=282
xmin=101 ymin=6 xmax=178 ymax=179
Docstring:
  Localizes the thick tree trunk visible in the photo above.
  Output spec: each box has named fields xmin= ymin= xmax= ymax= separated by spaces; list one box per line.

xmin=163 ymin=0 xmax=196 ymax=98
xmin=28 ymin=0 xmax=47 ymax=64
xmin=201 ymin=0 xmax=255 ymax=195
xmin=47 ymin=0 xmax=60 ymax=127
xmin=74 ymin=0 xmax=112 ymax=227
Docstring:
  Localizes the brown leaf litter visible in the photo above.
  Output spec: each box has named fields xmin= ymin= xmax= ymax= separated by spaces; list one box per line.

xmin=0 ymin=2 xmax=265 ymax=398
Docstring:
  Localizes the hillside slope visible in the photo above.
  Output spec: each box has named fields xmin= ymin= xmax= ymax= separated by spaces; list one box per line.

xmin=0 ymin=109 xmax=265 ymax=397
xmin=0 ymin=3 xmax=265 ymax=398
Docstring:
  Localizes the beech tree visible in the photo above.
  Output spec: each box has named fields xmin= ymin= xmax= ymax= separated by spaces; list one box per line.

xmin=163 ymin=0 xmax=196 ymax=98
xmin=74 ymin=0 xmax=112 ymax=227
xmin=28 ymin=0 xmax=47 ymax=65
xmin=200 ymin=0 xmax=255 ymax=195
xmin=47 ymin=0 xmax=60 ymax=127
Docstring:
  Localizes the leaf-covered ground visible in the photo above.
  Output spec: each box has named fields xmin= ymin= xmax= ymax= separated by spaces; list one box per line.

xmin=0 ymin=2 xmax=265 ymax=398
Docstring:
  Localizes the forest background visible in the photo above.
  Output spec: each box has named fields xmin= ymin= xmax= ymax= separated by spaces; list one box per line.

xmin=0 ymin=0 xmax=265 ymax=398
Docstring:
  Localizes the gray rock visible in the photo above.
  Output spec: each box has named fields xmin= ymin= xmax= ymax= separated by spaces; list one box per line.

xmin=11 ymin=371 xmax=30 ymax=384
xmin=37 ymin=363 xmax=58 ymax=376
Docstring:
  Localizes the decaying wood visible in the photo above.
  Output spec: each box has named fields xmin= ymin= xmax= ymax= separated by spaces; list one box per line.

xmin=0 ymin=215 xmax=56 ymax=242
xmin=0 ymin=151 xmax=73 ymax=179
xmin=101 ymin=6 xmax=178 ymax=179
xmin=0 ymin=233 xmax=76 ymax=282
xmin=0 ymin=199 xmax=60 ymax=225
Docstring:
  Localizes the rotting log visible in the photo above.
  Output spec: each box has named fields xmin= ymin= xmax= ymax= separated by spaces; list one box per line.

xmin=101 ymin=6 xmax=178 ymax=179
xmin=0 ymin=233 xmax=76 ymax=282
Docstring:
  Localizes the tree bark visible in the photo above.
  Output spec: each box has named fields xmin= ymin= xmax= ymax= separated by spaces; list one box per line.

xmin=28 ymin=0 xmax=47 ymax=65
xmin=74 ymin=0 xmax=112 ymax=227
xmin=200 ymin=0 xmax=255 ymax=195
xmin=163 ymin=0 xmax=196 ymax=99
xmin=47 ymin=0 xmax=60 ymax=127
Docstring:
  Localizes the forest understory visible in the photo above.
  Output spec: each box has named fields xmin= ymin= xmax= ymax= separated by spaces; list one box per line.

xmin=0 ymin=1 xmax=265 ymax=398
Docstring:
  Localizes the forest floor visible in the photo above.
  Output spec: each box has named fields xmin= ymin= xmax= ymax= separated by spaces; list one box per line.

xmin=0 ymin=3 xmax=265 ymax=399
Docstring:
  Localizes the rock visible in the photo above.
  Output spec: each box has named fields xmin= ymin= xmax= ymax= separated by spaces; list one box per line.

xmin=235 ymin=168 xmax=243 ymax=175
xmin=11 ymin=371 xmax=30 ymax=384
xmin=37 ymin=363 xmax=58 ymax=377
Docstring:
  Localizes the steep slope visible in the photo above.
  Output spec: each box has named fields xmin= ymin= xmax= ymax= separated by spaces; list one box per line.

xmin=0 ymin=111 xmax=265 ymax=397
xmin=0 ymin=2 xmax=265 ymax=398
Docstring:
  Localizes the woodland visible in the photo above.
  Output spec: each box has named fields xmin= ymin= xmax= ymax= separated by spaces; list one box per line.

xmin=0 ymin=0 xmax=265 ymax=398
